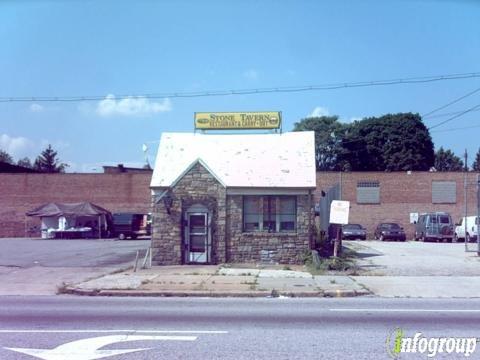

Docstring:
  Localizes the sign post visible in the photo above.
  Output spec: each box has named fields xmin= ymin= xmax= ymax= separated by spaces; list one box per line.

xmin=477 ymin=174 xmax=480 ymax=256
xmin=329 ymin=200 xmax=350 ymax=257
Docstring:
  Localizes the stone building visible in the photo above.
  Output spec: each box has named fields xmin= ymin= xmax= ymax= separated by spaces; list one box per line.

xmin=150 ymin=132 xmax=316 ymax=265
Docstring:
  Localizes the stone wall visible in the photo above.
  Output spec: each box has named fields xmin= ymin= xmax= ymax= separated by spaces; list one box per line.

xmin=226 ymin=195 xmax=312 ymax=264
xmin=151 ymin=162 xmax=227 ymax=265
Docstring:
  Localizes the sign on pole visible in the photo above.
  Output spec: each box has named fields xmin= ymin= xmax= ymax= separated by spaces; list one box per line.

xmin=409 ymin=212 xmax=419 ymax=224
xmin=329 ymin=200 xmax=350 ymax=225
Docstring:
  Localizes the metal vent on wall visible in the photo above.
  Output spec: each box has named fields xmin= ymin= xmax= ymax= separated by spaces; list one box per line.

xmin=432 ymin=181 xmax=456 ymax=204
xmin=357 ymin=181 xmax=380 ymax=204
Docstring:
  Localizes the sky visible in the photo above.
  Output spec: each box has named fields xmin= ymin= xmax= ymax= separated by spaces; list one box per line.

xmin=0 ymin=0 xmax=479 ymax=172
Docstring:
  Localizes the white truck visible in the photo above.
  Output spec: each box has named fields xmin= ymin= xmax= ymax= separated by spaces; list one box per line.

xmin=454 ymin=216 xmax=479 ymax=242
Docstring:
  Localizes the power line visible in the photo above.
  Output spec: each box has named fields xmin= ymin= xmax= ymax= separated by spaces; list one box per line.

xmin=422 ymin=86 xmax=480 ymax=118
xmin=428 ymin=103 xmax=480 ymax=130
xmin=0 ymin=71 xmax=479 ymax=103
xmin=423 ymin=107 xmax=480 ymax=120
xmin=430 ymin=123 xmax=480 ymax=133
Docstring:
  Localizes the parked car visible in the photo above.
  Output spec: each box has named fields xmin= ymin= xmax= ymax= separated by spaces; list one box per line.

xmin=414 ymin=212 xmax=454 ymax=242
xmin=374 ymin=223 xmax=406 ymax=241
xmin=341 ymin=224 xmax=367 ymax=240
xmin=112 ymin=213 xmax=151 ymax=240
xmin=454 ymin=216 xmax=479 ymax=242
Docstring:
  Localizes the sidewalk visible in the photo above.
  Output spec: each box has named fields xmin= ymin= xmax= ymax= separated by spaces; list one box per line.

xmin=64 ymin=265 xmax=370 ymax=298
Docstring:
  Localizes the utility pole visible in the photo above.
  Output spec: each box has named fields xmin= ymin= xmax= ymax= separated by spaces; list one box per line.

xmin=477 ymin=174 xmax=480 ymax=256
xmin=464 ymin=149 xmax=468 ymax=250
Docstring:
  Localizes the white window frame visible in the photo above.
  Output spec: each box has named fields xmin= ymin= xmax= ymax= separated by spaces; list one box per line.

xmin=243 ymin=195 xmax=297 ymax=233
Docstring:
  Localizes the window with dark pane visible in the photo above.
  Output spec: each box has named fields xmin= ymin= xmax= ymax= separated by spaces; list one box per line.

xmin=263 ymin=196 xmax=277 ymax=232
xmin=243 ymin=196 xmax=260 ymax=231
xmin=243 ymin=195 xmax=296 ymax=233
xmin=279 ymin=196 xmax=296 ymax=231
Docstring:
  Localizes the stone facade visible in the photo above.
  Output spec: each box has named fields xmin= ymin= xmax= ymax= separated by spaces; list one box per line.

xmin=151 ymin=162 xmax=227 ymax=265
xmin=226 ymin=195 xmax=312 ymax=264
xmin=151 ymin=161 xmax=313 ymax=265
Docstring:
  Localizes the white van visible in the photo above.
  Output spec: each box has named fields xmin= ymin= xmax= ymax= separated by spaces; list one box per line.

xmin=454 ymin=216 xmax=479 ymax=242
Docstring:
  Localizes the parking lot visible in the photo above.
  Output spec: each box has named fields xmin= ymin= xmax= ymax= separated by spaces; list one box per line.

xmin=346 ymin=240 xmax=480 ymax=276
xmin=0 ymin=238 xmax=150 ymax=295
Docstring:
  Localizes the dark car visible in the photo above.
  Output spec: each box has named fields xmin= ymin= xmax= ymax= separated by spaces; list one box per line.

xmin=112 ymin=213 xmax=151 ymax=240
xmin=341 ymin=224 xmax=367 ymax=240
xmin=374 ymin=222 xmax=406 ymax=241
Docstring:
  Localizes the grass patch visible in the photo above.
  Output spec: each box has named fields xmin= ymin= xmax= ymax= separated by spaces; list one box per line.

xmin=303 ymin=248 xmax=360 ymax=275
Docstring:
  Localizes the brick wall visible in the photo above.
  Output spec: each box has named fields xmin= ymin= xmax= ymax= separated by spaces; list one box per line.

xmin=316 ymin=171 xmax=480 ymax=239
xmin=0 ymin=173 xmax=151 ymax=237
xmin=2 ymin=171 xmax=478 ymax=243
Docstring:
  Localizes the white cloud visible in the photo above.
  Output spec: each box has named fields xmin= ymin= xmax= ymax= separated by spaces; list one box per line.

xmin=243 ymin=69 xmax=259 ymax=80
xmin=0 ymin=134 xmax=72 ymax=164
xmin=308 ymin=106 xmax=330 ymax=118
xmin=0 ymin=134 xmax=35 ymax=159
xmin=29 ymin=103 xmax=44 ymax=113
xmin=96 ymin=94 xmax=172 ymax=117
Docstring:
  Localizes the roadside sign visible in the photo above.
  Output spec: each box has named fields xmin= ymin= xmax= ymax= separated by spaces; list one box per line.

xmin=329 ymin=200 xmax=350 ymax=225
xmin=409 ymin=212 xmax=419 ymax=224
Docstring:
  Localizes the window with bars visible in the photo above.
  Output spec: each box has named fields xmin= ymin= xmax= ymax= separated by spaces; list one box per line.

xmin=356 ymin=181 xmax=380 ymax=204
xmin=243 ymin=195 xmax=297 ymax=233
xmin=432 ymin=181 xmax=456 ymax=204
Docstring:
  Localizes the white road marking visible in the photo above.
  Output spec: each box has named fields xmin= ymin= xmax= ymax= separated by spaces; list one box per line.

xmin=0 ymin=329 xmax=228 ymax=334
xmin=5 ymin=334 xmax=197 ymax=360
xmin=330 ymin=308 xmax=480 ymax=313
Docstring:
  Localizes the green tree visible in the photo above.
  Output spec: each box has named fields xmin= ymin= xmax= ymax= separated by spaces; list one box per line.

xmin=472 ymin=148 xmax=480 ymax=171
xmin=0 ymin=149 xmax=14 ymax=164
xmin=341 ymin=113 xmax=434 ymax=171
xmin=293 ymin=116 xmax=347 ymax=170
xmin=33 ymin=144 xmax=68 ymax=173
xmin=434 ymin=147 xmax=464 ymax=171
xmin=17 ymin=157 xmax=33 ymax=169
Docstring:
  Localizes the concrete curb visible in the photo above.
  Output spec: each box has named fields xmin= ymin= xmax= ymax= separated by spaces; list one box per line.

xmin=63 ymin=287 xmax=370 ymax=298
xmin=57 ymin=265 xmax=134 ymax=295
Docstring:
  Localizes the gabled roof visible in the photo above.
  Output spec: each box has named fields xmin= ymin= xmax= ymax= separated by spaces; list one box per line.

xmin=150 ymin=131 xmax=316 ymax=188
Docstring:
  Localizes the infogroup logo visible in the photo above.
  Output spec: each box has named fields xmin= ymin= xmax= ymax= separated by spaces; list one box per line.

xmin=386 ymin=328 xmax=477 ymax=358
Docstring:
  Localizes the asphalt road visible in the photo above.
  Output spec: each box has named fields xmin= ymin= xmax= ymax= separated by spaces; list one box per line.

xmin=0 ymin=238 xmax=151 ymax=295
xmin=0 ymin=296 xmax=479 ymax=359
xmin=0 ymin=238 xmax=150 ymax=268
xmin=345 ymin=240 xmax=480 ymax=276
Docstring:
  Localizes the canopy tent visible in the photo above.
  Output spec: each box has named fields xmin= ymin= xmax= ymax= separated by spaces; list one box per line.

xmin=26 ymin=202 xmax=111 ymax=239
xmin=27 ymin=202 xmax=110 ymax=217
